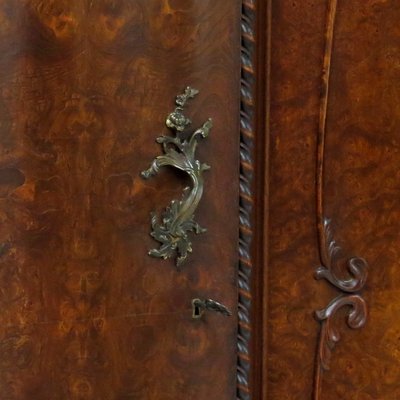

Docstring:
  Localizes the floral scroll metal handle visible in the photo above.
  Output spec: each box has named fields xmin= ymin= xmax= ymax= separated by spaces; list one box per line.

xmin=141 ymin=87 xmax=212 ymax=267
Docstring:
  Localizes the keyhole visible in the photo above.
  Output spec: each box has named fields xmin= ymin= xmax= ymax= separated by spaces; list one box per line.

xmin=192 ymin=299 xmax=203 ymax=319
xmin=194 ymin=305 xmax=201 ymax=317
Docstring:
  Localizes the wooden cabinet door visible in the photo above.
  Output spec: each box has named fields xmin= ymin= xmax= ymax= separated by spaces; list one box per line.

xmin=257 ymin=1 xmax=400 ymax=399
xmin=9 ymin=1 xmax=399 ymax=399
xmin=0 ymin=1 xmax=242 ymax=399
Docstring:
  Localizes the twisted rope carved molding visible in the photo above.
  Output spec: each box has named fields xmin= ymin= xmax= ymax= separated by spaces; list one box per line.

xmin=238 ymin=0 xmax=256 ymax=398
xmin=313 ymin=1 xmax=368 ymax=398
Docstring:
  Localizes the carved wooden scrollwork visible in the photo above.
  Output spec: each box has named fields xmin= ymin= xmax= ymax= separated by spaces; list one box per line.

xmin=316 ymin=293 xmax=367 ymax=371
xmin=313 ymin=0 xmax=369 ymax=398
xmin=315 ymin=219 xmax=368 ymax=295
xmin=314 ymin=220 xmax=368 ymax=377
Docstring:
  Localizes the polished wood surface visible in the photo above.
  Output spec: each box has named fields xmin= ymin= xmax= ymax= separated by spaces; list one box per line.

xmin=322 ymin=2 xmax=400 ymax=398
xmin=1 ymin=1 xmax=398 ymax=399
xmin=0 ymin=1 xmax=241 ymax=398
xmin=260 ymin=0 xmax=400 ymax=399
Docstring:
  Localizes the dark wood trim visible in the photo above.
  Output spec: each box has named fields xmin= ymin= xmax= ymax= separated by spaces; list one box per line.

xmin=238 ymin=0 xmax=271 ymax=398
xmin=257 ymin=2 xmax=271 ymax=399
xmin=237 ymin=1 xmax=257 ymax=398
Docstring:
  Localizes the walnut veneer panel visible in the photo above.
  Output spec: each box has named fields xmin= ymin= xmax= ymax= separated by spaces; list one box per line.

xmin=266 ymin=1 xmax=400 ymax=399
xmin=323 ymin=1 xmax=400 ymax=399
xmin=0 ymin=1 xmax=241 ymax=399
xmin=267 ymin=1 xmax=328 ymax=398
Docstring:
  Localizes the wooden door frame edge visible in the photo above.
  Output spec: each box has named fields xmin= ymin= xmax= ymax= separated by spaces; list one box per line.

xmin=238 ymin=0 xmax=271 ymax=399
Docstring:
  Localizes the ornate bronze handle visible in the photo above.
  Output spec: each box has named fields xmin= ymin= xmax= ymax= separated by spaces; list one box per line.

xmin=192 ymin=298 xmax=232 ymax=319
xmin=141 ymin=87 xmax=212 ymax=267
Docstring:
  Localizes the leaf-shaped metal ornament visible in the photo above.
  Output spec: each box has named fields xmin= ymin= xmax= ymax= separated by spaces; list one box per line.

xmin=141 ymin=87 xmax=212 ymax=267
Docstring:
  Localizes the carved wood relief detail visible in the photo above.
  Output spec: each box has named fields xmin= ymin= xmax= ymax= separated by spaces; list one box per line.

xmin=238 ymin=0 xmax=256 ymax=398
xmin=313 ymin=1 xmax=369 ymax=399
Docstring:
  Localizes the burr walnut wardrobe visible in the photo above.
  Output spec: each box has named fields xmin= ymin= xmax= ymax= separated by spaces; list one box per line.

xmin=0 ymin=1 xmax=398 ymax=399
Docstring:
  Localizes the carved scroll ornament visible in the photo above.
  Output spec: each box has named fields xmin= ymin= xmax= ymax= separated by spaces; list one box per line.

xmin=313 ymin=0 xmax=369 ymax=398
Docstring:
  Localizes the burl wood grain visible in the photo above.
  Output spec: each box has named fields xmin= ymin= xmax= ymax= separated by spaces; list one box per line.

xmin=267 ymin=1 xmax=328 ymax=398
xmin=266 ymin=0 xmax=400 ymax=399
xmin=0 ymin=1 xmax=241 ymax=399
xmin=323 ymin=1 xmax=400 ymax=399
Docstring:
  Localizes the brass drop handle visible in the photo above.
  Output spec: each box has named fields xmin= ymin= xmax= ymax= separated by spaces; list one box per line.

xmin=141 ymin=87 xmax=212 ymax=268
xmin=192 ymin=298 xmax=232 ymax=319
